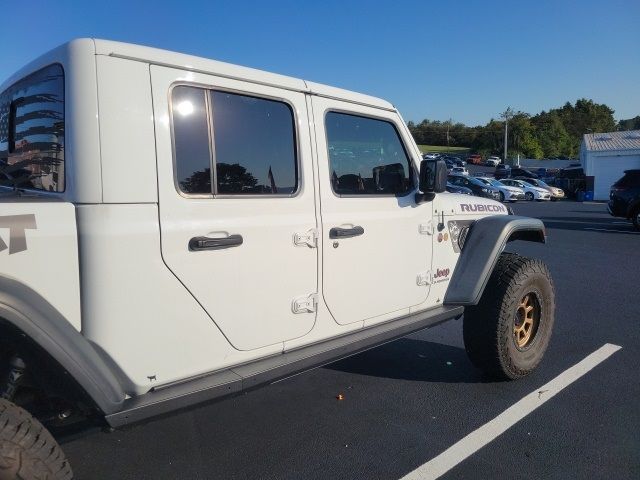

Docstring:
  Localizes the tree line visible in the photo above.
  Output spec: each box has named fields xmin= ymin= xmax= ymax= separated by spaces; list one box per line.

xmin=407 ymin=99 xmax=638 ymax=159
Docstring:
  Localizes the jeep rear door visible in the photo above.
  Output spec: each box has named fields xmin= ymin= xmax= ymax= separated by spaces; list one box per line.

xmin=151 ymin=66 xmax=318 ymax=351
xmin=310 ymin=97 xmax=433 ymax=325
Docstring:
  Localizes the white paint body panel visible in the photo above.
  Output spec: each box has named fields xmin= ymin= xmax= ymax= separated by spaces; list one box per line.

xmin=96 ymin=56 xmax=158 ymax=203
xmin=76 ymin=204 xmax=283 ymax=394
xmin=0 ymin=202 xmax=81 ymax=331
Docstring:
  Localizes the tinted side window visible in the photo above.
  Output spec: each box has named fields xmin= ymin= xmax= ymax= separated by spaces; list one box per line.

xmin=0 ymin=64 xmax=65 ymax=192
xmin=325 ymin=112 xmax=413 ymax=195
xmin=172 ymin=86 xmax=212 ymax=195
xmin=211 ymin=91 xmax=297 ymax=195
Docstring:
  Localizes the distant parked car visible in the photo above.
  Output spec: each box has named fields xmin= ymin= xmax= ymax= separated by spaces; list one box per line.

xmin=553 ymin=166 xmax=586 ymax=198
xmin=515 ymin=177 xmax=565 ymax=201
xmin=476 ymin=176 xmax=525 ymax=202
xmin=608 ymin=169 xmax=640 ymax=230
xmin=495 ymin=164 xmax=511 ymax=179
xmin=442 ymin=155 xmax=465 ymax=168
xmin=500 ymin=179 xmax=551 ymax=201
xmin=423 ymin=153 xmax=439 ymax=159
xmin=485 ymin=156 xmax=502 ymax=166
xmin=509 ymin=168 xmax=538 ymax=179
xmin=446 ymin=182 xmax=473 ymax=195
xmin=451 ymin=166 xmax=469 ymax=175
xmin=449 ymin=174 xmax=501 ymax=199
xmin=466 ymin=154 xmax=482 ymax=165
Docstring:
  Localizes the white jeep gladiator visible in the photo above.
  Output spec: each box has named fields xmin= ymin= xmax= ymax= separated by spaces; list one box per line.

xmin=0 ymin=39 xmax=554 ymax=479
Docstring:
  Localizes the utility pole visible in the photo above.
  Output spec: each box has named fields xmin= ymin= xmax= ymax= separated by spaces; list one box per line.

xmin=500 ymin=107 xmax=514 ymax=164
xmin=446 ymin=118 xmax=451 ymax=152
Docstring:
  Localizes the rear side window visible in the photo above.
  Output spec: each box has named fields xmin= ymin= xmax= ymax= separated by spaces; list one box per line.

xmin=325 ymin=112 xmax=413 ymax=196
xmin=0 ymin=64 xmax=65 ymax=192
xmin=211 ymin=91 xmax=297 ymax=194
xmin=173 ymin=86 xmax=212 ymax=195
xmin=171 ymin=86 xmax=298 ymax=196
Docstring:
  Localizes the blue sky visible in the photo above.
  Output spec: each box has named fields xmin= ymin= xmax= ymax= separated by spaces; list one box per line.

xmin=1 ymin=0 xmax=638 ymax=126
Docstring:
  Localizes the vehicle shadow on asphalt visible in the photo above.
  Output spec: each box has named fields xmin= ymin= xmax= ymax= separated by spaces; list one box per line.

xmin=326 ymin=339 xmax=498 ymax=384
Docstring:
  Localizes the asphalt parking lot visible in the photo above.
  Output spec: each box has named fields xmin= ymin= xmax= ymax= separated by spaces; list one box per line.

xmin=62 ymin=200 xmax=639 ymax=480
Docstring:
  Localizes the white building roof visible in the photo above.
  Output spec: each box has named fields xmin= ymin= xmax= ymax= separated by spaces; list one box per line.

xmin=583 ymin=130 xmax=640 ymax=152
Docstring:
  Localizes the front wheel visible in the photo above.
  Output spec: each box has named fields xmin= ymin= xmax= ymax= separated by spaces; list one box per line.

xmin=463 ymin=253 xmax=555 ymax=380
xmin=499 ymin=191 xmax=505 ymax=202
xmin=0 ymin=399 xmax=73 ymax=480
xmin=525 ymin=192 xmax=534 ymax=201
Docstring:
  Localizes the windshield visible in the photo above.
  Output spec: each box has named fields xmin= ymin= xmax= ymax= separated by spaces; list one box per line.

xmin=467 ymin=176 xmax=490 ymax=187
xmin=485 ymin=178 xmax=503 ymax=187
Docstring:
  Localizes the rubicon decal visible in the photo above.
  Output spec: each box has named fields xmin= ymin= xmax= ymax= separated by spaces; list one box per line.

xmin=0 ymin=215 xmax=37 ymax=254
xmin=460 ymin=204 xmax=506 ymax=213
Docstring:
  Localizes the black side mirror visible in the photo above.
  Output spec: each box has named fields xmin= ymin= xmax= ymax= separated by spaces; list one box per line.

xmin=419 ymin=159 xmax=447 ymax=194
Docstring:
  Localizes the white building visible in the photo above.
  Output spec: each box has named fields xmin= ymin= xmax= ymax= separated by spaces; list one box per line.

xmin=580 ymin=130 xmax=640 ymax=200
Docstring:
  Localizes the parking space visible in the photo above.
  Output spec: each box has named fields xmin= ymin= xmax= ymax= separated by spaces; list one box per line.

xmin=62 ymin=200 xmax=639 ymax=480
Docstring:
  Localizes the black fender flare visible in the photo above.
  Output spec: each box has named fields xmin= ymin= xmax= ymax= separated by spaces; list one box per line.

xmin=0 ymin=275 xmax=125 ymax=415
xmin=444 ymin=215 xmax=546 ymax=306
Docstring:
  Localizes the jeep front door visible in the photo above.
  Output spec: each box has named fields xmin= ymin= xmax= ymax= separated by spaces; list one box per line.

xmin=311 ymin=98 xmax=433 ymax=325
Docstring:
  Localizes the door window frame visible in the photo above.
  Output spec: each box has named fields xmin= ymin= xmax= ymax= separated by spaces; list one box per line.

xmin=168 ymin=81 xmax=303 ymax=199
xmin=322 ymin=108 xmax=417 ymax=199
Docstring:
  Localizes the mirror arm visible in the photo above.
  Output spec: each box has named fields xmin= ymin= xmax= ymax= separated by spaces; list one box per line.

xmin=415 ymin=191 xmax=435 ymax=204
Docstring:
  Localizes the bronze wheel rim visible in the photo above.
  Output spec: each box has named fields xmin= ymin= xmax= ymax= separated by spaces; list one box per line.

xmin=514 ymin=293 xmax=540 ymax=349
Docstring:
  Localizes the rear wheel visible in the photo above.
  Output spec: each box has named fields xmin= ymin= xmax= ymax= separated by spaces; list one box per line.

xmin=525 ymin=192 xmax=534 ymax=201
xmin=0 ymin=399 xmax=73 ymax=480
xmin=631 ymin=207 xmax=640 ymax=231
xmin=463 ymin=253 xmax=555 ymax=380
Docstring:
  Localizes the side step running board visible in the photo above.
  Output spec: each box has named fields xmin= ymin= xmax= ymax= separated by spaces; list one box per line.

xmin=105 ymin=305 xmax=463 ymax=427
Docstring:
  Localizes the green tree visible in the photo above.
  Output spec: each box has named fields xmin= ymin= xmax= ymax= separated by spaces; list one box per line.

xmin=618 ymin=116 xmax=640 ymax=130
xmin=509 ymin=113 xmax=543 ymax=158
xmin=532 ymin=112 xmax=572 ymax=157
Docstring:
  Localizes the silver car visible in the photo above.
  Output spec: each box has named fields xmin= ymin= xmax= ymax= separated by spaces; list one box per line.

xmin=515 ymin=178 xmax=565 ymax=201
xmin=476 ymin=177 xmax=525 ymax=202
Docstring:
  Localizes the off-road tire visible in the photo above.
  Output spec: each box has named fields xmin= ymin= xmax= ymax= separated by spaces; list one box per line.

xmin=0 ymin=399 xmax=73 ymax=480
xmin=463 ymin=252 xmax=555 ymax=380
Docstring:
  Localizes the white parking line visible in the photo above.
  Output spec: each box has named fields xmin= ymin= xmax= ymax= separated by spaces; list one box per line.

xmin=399 ymin=343 xmax=622 ymax=480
